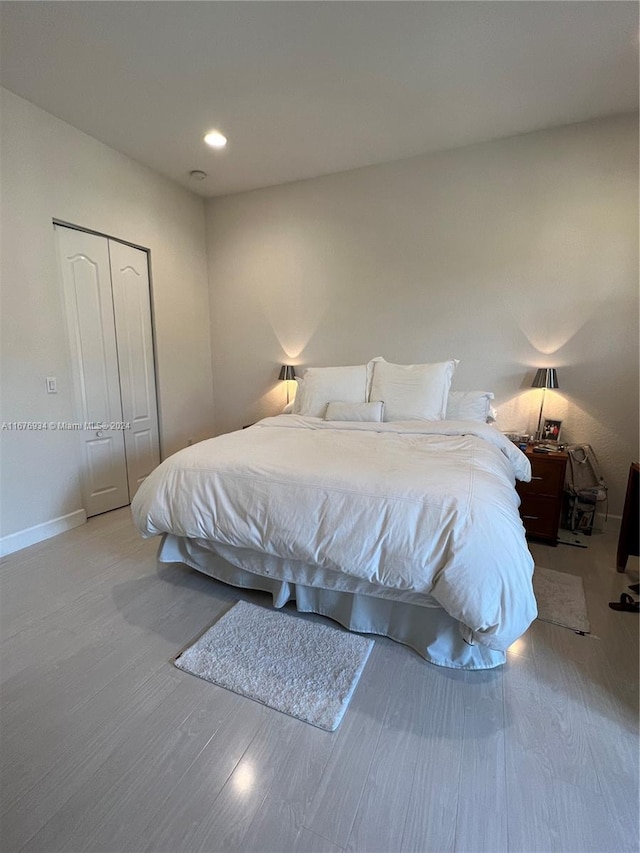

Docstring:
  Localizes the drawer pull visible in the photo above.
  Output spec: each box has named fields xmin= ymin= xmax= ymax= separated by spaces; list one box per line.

xmin=531 ymin=476 xmax=544 ymax=480
xmin=523 ymin=515 xmax=539 ymax=520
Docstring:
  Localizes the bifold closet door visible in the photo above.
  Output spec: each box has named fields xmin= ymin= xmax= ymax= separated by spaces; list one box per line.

xmin=108 ymin=240 xmax=160 ymax=500
xmin=56 ymin=226 xmax=160 ymax=517
xmin=56 ymin=226 xmax=130 ymax=516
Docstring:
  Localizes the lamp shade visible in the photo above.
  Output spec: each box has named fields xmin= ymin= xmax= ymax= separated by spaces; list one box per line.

xmin=531 ymin=368 xmax=559 ymax=390
xmin=278 ymin=365 xmax=296 ymax=381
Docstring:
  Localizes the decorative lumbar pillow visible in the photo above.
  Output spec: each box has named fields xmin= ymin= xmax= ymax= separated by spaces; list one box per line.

xmin=324 ymin=401 xmax=385 ymax=422
xmin=292 ymin=365 xmax=368 ymax=418
xmin=369 ymin=358 xmax=457 ymax=421
xmin=446 ymin=391 xmax=495 ymax=422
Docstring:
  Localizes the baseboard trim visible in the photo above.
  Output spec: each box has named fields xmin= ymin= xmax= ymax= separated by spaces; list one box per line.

xmin=597 ymin=511 xmax=621 ymax=525
xmin=0 ymin=509 xmax=87 ymax=557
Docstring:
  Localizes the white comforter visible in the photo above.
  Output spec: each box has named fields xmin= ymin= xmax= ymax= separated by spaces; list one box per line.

xmin=132 ymin=415 xmax=536 ymax=651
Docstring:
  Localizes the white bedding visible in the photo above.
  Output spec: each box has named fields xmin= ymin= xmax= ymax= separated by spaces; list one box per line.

xmin=132 ymin=415 xmax=536 ymax=652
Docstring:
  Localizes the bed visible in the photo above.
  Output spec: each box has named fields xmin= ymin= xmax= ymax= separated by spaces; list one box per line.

xmin=132 ymin=359 xmax=536 ymax=669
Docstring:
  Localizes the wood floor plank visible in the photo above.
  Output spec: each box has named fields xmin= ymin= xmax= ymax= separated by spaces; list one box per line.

xmin=136 ymin=702 xmax=274 ymax=853
xmin=453 ymin=668 xmax=508 ymax=853
xmin=182 ymin=710 xmax=305 ymax=853
xmin=1 ymin=546 xmax=153 ymax=647
xmin=584 ymin=722 xmax=640 ymax=852
xmin=504 ymin=649 xmax=587 ymax=853
xmin=503 ymin=651 xmax=602 ymax=796
xmin=546 ymin=776 xmax=633 ymax=853
xmin=1 ymin=583 xmax=223 ymax=809
xmin=19 ymin=678 xmax=239 ymax=852
xmin=235 ymin=693 xmax=340 ymax=852
xmin=295 ymin=826 xmax=345 ymax=853
xmin=0 ymin=621 xmax=80 ymax=685
xmin=345 ymin=653 xmax=429 ymax=853
xmin=0 ymin=566 xmax=209 ymax=706
xmin=0 ymin=515 xmax=149 ymax=640
xmin=302 ymin=640 xmax=404 ymax=848
xmin=239 ymin=796 xmax=303 ymax=853
xmin=1 ymin=663 xmax=182 ymax=852
xmin=399 ymin=666 xmax=465 ymax=853
xmin=256 ymin=707 xmax=335 ymax=827
xmin=505 ymin=764 xmax=562 ymax=853
xmin=1 ymin=588 xmax=229 ymax=852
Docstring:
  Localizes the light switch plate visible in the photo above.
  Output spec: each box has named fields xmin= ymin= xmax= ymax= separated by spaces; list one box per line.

xmin=46 ymin=377 xmax=57 ymax=393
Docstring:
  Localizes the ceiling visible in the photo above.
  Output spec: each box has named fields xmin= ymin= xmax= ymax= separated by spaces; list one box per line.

xmin=1 ymin=1 xmax=637 ymax=198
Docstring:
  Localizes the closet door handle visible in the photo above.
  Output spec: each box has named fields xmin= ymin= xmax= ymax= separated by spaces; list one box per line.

xmin=96 ymin=430 xmax=104 ymax=438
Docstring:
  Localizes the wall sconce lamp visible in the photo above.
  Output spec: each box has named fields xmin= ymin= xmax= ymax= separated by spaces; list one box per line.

xmin=278 ymin=364 xmax=296 ymax=404
xmin=531 ymin=367 xmax=559 ymax=439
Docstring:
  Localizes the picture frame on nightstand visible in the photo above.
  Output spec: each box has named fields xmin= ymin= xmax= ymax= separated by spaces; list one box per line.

xmin=541 ymin=418 xmax=562 ymax=442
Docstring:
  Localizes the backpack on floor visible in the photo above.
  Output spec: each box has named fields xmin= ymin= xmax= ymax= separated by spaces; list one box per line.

xmin=562 ymin=444 xmax=608 ymax=534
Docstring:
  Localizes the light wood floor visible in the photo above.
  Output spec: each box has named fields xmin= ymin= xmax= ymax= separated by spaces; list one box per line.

xmin=1 ymin=508 xmax=638 ymax=853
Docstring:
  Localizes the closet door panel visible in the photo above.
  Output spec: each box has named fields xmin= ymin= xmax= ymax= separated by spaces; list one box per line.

xmin=109 ymin=240 xmax=161 ymax=498
xmin=55 ymin=227 xmax=130 ymax=516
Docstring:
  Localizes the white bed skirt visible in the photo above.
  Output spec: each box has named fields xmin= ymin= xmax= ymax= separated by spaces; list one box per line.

xmin=158 ymin=534 xmax=506 ymax=670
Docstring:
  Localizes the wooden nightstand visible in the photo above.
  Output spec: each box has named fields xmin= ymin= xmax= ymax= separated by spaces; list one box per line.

xmin=516 ymin=447 xmax=568 ymax=546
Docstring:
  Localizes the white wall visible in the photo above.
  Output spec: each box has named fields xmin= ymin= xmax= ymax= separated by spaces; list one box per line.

xmin=0 ymin=88 xmax=215 ymax=541
xmin=205 ymin=114 xmax=638 ymax=515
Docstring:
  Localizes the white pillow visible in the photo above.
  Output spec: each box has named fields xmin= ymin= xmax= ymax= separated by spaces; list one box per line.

xmin=369 ymin=358 xmax=457 ymax=421
xmin=446 ymin=391 xmax=495 ymax=422
xmin=292 ymin=365 xmax=368 ymax=418
xmin=366 ymin=356 xmax=384 ymax=401
xmin=325 ymin=401 xmax=384 ymax=422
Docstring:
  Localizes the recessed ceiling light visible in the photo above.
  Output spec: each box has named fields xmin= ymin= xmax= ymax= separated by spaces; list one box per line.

xmin=203 ymin=130 xmax=227 ymax=149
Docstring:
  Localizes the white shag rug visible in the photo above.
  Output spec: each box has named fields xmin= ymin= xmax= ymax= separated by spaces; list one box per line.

xmin=533 ymin=566 xmax=590 ymax=634
xmin=175 ymin=601 xmax=374 ymax=731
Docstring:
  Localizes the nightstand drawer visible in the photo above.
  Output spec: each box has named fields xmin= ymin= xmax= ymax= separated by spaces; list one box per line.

xmin=519 ymin=457 xmax=565 ymax=497
xmin=519 ymin=496 xmax=561 ymax=541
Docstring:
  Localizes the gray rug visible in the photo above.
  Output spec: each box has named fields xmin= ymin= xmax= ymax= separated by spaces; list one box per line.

xmin=533 ymin=566 xmax=590 ymax=634
xmin=175 ymin=601 xmax=374 ymax=731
